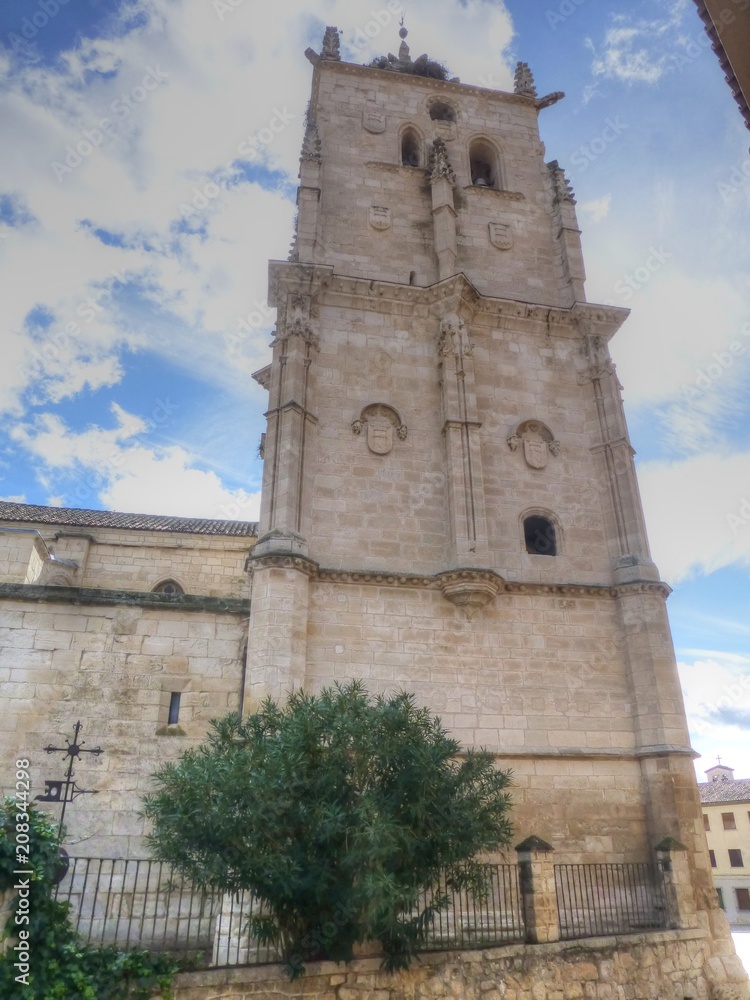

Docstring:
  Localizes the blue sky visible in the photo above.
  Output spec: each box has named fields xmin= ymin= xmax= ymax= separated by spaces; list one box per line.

xmin=1 ymin=0 xmax=749 ymax=777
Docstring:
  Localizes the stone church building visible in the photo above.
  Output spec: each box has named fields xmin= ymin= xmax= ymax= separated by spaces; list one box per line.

xmin=1 ymin=24 xmax=748 ymax=1000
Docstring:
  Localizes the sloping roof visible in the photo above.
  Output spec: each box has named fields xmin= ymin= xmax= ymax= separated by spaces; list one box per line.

xmin=698 ymin=778 xmax=750 ymax=805
xmin=693 ymin=0 xmax=750 ymax=131
xmin=0 ymin=501 xmax=258 ymax=538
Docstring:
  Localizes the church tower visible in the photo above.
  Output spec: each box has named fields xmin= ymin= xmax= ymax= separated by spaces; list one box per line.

xmin=248 ymin=24 xmax=715 ymax=906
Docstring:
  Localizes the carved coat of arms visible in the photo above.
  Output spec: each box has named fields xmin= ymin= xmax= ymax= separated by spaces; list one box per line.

xmin=507 ymin=420 xmax=560 ymax=469
xmin=489 ymin=222 xmax=513 ymax=250
xmin=523 ymin=436 xmax=548 ymax=469
xmin=363 ymin=111 xmax=386 ymax=133
xmin=368 ymin=206 xmax=392 ymax=231
xmin=352 ymin=403 xmax=407 ymax=455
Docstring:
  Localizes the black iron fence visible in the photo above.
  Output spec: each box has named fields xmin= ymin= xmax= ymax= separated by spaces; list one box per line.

xmin=53 ymin=858 xmax=675 ymax=966
xmin=416 ymin=864 xmax=525 ymax=950
xmin=554 ymin=862 xmax=672 ymax=940
xmin=54 ymin=859 xmax=524 ymax=967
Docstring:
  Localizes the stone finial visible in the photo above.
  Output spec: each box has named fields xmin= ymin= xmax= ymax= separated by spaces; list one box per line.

xmin=301 ymin=116 xmax=322 ymax=162
xmin=398 ymin=24 xmax=411 ymax=64
xmin=321 ymin=26 xmax=341 ymax=61
xmin=514 ymin=61 xmax=538 ymax=99
xmin=548 ymin=159 xmax=576 ymax=203
xmin=430 ymin=138 xmax=456 ymax=185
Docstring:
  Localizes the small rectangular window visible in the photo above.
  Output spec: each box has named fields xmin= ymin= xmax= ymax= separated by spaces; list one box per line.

xmin=168 ymin=692 xmax=181 ymax=726
xmin=722 ymin=812 xmax=736 ymax=830
xmin=717 ymin=888 xmax=724 ymax=909
xmin=709 ymin=850 xmax=717 ymax=868
xmin=729 ymin=849 xmax=744 ymax=868
xmin=703 ymin=814 xmax=710 ymax=832
xmin=737 ymin=888 xmax=750 ymax=911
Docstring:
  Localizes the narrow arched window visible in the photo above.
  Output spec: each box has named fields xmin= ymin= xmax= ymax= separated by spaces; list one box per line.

xmin=153 ymin=579 xmax=184 ymax=596
xmin=470 ymin=139 xmax=500 ymax=189
xmin=401 ymin=128 xmax=421 ymax=167
xmin=429 ymin=102 xmax=455 ymax=122
xmin=524 ymin=516 xmax=557 ymax=556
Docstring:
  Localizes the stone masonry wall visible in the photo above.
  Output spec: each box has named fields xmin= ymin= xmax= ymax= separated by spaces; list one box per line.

xmin=314 ymin=63 xmax=569 ymax=306
xmin=0 ymin=523 xmax=253 ymax=598
xmin=164 ymin=929 xmax=750 ymax=1000
xmin=0 ymin=599 xmax=247 ymax=856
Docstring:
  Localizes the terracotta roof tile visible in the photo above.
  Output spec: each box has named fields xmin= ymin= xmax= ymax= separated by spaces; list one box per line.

xmin=0 ymin=501 xmax=257 ymax=538
xmin=698 ymin=778 xmax=750 ymax=804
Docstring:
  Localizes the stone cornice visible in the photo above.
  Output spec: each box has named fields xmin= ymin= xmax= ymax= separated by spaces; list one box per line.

xmin=0 ymin=583 xmax=250 ymax=615
xmin=488 ymin=745 xmax=697 ymax=761
xmin=267 ymin=261 xmax=334 ymax=309
xmin=247 ymin=558 xmax=671 ymax=600
xmin=272 ymin=266 xmax=629 ymax=337
xmin=316 ymin=56 xmax=538 ymax=112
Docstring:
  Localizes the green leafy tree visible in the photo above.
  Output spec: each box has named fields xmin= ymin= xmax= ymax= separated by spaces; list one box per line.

xmin=0 ymin=800 xmax=177 ymax=1000
xmin=144 ymin=682 xmax=513 ymax=976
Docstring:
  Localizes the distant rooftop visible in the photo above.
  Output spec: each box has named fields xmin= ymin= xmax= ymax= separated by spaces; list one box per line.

xmin=0 ymin=501 xmax=258 ymax=538
xmin=698 ymin=777 xmax=750 ymax=805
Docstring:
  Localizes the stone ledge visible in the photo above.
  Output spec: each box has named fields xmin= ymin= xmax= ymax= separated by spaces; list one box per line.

xmin=170 ymin=928 xmax=710 ymax=992
xmin=0 ymin=583 xmax=250 ymax=616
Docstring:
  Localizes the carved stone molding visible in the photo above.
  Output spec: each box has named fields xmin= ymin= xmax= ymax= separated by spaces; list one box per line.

xmin=352 ymin=403 xmax=407 ymax=455
xmin=245 ymin=564 xmax=672 ymax=602
xmin=248 ymin=553 xmax=319 ymax=577
xmin=436 ymin=569 xmax=501 ymax=619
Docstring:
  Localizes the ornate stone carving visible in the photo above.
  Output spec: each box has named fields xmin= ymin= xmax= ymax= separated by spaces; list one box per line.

xmin=514 ymin=61 xmax=538 ymax=99
xmin=548 ymin=159 xmax=576 ymax=204
xmin=507 ymin=420 xmax=560 ymax=470
xmin=437 ymin=569 xmax=501 ymax=619
xmin=368 ymin=206 xmax=392 ymax=231
xmin=489 ymin=221 xmax=513 ymax=250
xmin=430 ymin=137 xmax=456 ymax=185
xmin=439 ymin=313 xmax=472 ymax=359
xmin=433 ymin=119 xmax=457 ymax=142
xmin=301 ymin=117 xmax=322 ymax=162
xmin=321 ymin=26 xmax=341 ymax=61
xmin=363 ymin=110 xmax=386 ymax=133
xmin=352 ymin=403 xmax=407 ymax=455
xmin=273 ymin=293 xmax=319 ymax=348
xmin=577 ymin=335 xmax=617 ymax=382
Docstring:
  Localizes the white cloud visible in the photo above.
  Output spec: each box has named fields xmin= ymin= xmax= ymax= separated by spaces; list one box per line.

xmin=0 ymin=0 xmax=514 ymax=424
xmin=678 ymin=657 xmax=750 ymax=779
xmin=11 ymin=404 xmax=260 ymax=520
xmin=638 ymin=450 xmax=750 ymax=583
xmin=586 ymin=5 xmax=688 ymax=86
xmin=578 ymin=194 xmax=611 ymax=224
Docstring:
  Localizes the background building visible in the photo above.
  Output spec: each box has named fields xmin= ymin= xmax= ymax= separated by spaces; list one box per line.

xmin=693 ymin=0 xmax=750 ymax=131
xmin=701 ymin=761 xmax=750 ymax=926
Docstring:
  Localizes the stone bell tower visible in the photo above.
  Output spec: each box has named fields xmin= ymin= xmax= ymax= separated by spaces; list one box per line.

xmin=247 ymin=23 xmax=720 ymax=916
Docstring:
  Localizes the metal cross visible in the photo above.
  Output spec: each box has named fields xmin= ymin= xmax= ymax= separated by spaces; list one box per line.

xmin=717 ymin=755 xmax=723 ymax=765
xmin=35 ymin=720 xmax=103 ymax=838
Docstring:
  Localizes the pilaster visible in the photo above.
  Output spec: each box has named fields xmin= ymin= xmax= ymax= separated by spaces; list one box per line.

xmin=437 ymin=313 xmax=489 ymax=568
xmin=245 ymin=554 xmax=316 ymax=710
xmin=430 ymin=139 xmax=458 ymax=281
